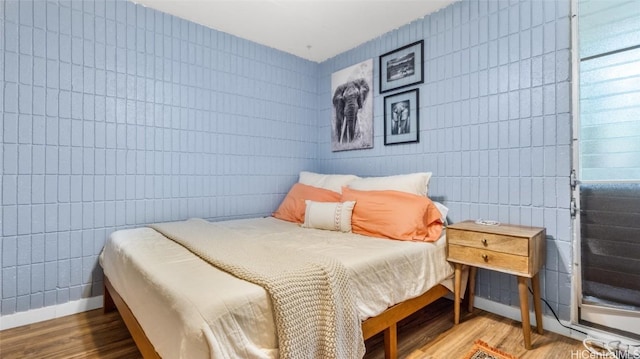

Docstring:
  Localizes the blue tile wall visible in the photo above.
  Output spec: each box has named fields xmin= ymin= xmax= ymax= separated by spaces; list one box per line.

xmin=1 ymin=0 xmax=318 ymax=315
xmin=2 ymin=0 xmax=574 ymax=322
xmin=317 ymin=0 xmax=572 ymax=319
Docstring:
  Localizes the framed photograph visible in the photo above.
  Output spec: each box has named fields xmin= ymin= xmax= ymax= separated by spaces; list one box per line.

xmin=384 ymin=88 xmax=419 ymax=145
xmin=379 ymin=40 xmax=424 ymax=94
xmin=331 ymin=59 xmax=374 ymax=152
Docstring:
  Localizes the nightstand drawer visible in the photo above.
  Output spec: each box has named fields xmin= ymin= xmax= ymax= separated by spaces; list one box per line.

xmin=447 ymin=244 xmax=529 ymax=274
xmin=447 ymin=229 xmax=529 ymax=256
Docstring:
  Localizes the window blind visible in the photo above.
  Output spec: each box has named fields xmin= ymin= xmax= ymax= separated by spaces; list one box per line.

xmin=580 ymin=183 xmax=640 ymax=309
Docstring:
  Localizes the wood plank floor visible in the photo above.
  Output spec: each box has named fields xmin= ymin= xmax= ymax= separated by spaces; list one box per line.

xmin=1 ymin=298 xmax=584 ymax=358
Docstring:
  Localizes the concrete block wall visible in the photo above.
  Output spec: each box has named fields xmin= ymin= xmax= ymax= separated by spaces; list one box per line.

xmin=316 ymin=0 xmax=573 ymax=319
xmin=1 ymin=0 xmax=575 ymax=324
xmin=0 ymin=0 xmax=318 ymax=315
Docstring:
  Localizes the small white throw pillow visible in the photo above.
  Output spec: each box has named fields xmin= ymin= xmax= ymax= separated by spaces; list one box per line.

xmin=302 ymin=200 xmax=356 ymax=233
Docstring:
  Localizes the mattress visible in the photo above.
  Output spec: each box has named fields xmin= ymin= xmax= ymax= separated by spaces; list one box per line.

xmin=100 ymin=217 xmax=454 ymax=359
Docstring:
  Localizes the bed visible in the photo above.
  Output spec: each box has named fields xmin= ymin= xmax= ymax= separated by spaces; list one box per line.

xmin=100 ymin=172 xmax=456 ymax=359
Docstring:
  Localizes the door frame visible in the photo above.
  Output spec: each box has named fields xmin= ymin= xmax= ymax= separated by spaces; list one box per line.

xmin=570 ymin=0 xmax=582 ymax=326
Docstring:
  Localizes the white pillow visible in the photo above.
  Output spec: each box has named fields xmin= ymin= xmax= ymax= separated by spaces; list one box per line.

xmin=301 ymin=200 xmax=356 ymax=233
xmin=298 ymin=171 xmax=360 ymax=194
xmin=347 ymin=172 xmax=433 ymax=196
xmin=433 ymin=201 xmax=449 ymax=225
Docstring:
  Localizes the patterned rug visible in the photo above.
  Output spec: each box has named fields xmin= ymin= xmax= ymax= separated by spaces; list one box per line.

xmin=462 ymin=340 xmax=519 ymax=359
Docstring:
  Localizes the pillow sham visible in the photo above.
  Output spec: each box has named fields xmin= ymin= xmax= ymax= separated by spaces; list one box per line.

xmin=341 ymin=187 xmax=443 ymax=242
xmin=273 ymin=183 xmax=341 ymax=223
xmin=301 ymin=200 xmax=356 ymax=233
xmin=298 ymin=171 xmax=360 ymax=194
xmin=346 ymin=172 xmax=433 ymax=197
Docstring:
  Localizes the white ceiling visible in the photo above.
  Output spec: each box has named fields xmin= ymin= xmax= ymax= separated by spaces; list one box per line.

xmin=133 ymin=0 xmax=457 ymax=62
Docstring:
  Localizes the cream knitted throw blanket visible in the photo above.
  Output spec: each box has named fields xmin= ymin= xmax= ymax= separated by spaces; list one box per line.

xmin=150 ymin=219 xmax=365 ymax=359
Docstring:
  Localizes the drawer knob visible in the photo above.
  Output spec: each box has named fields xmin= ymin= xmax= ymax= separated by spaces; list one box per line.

xmin=482 ymin=254 xmax=489 ymax=262
xmin=481 ymin=239 xmax=488 ymax=246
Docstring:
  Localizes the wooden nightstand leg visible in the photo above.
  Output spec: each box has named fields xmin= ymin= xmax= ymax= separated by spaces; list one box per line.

xmin=454 ymin=263 xmax=462 ymax=324
xmin=468 ymin=266 xmax=477 ymax=313
xmin=517 ymin=276 xmax=532 ymax=349
xmin=532 ymin=273 xmax=544 ymax=334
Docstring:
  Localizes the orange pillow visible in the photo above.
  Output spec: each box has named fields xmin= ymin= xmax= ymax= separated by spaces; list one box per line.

xmin=273 ymin=183 xmax=341 ymax=223
xmin=340 ymin=187 xmax=443 ymax=242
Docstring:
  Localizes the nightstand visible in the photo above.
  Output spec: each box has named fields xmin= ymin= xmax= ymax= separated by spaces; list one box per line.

xmin=446 ymin=220 xmax=546 ymax=350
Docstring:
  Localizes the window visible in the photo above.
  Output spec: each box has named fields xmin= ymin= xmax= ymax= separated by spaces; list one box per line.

xmin=576 ymin=0 xmax=640 ymax=335
xmin=579 ymin=0 xmax=640 ymax=181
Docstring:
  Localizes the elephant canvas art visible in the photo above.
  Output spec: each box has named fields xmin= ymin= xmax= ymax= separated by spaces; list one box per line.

xmin=331 ymin=59 xmax=373 ymax=151
xmin=333 ymin=79 xmax=370 ymax=143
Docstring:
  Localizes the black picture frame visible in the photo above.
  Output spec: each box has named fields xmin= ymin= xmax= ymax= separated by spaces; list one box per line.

xmin=379 ymin=40 xmax=424 ymax=94
xmin=384 ymin=88 xmax=419 ymax=145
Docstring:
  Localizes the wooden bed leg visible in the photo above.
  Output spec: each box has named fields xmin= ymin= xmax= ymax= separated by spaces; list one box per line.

xmin=383 ymin=323 xmax=397 ymax=359
xmin=361 ymin=285 xmax=449 ymax=359
xmin=103 ymin=281 xmax=116 ymax=313
xmin=104 ymin=277 xmax=161 ymax=358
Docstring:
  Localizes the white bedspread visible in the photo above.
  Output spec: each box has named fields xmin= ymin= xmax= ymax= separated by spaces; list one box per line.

xmin=100 ymin=217 xmax=454 ymax=359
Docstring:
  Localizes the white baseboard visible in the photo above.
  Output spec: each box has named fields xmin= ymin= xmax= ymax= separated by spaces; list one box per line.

xmin=474 ymin=297 xmax=640 ymax=346
xmin=473 ymin=296 xmax=584 ymax=340
xmin=0 ymin=296 xmax=103 ymax=331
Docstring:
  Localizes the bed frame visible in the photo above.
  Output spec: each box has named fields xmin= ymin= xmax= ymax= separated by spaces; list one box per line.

xmin=104 ymin=277 xmax=450 ymax=359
